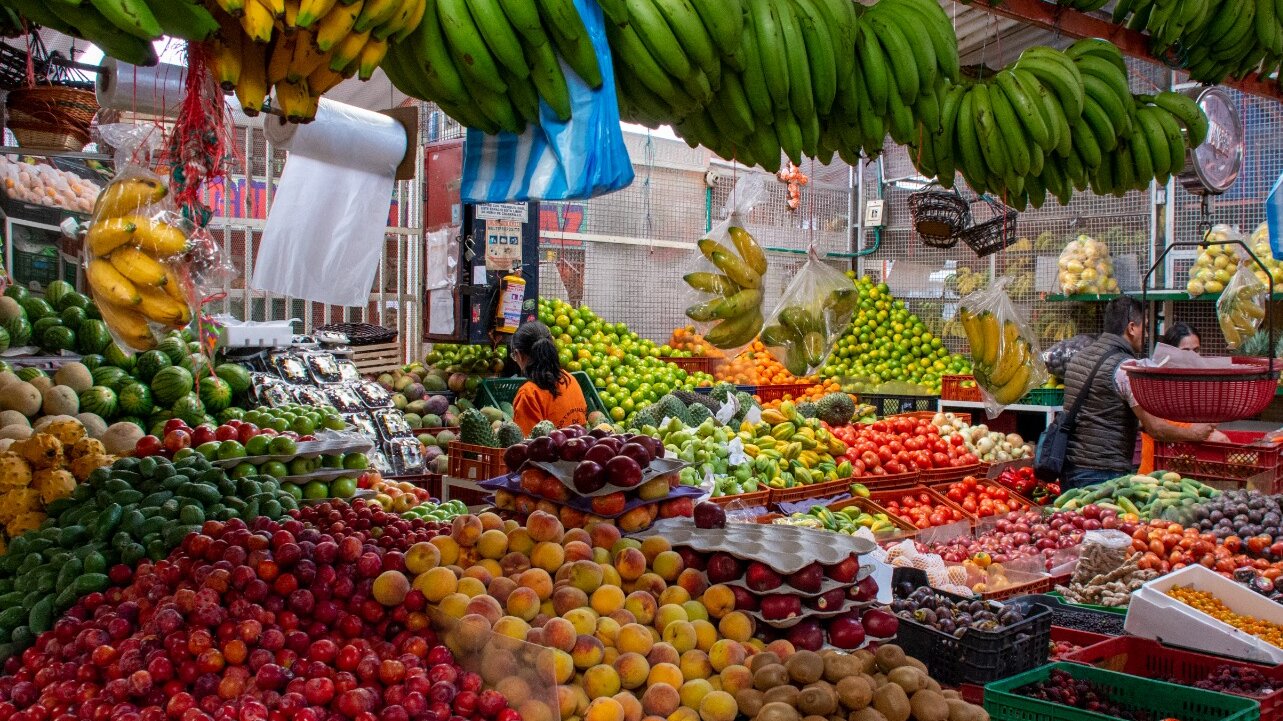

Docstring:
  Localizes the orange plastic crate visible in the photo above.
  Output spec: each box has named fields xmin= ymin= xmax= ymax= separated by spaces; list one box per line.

xmin=664 ymin=356 xmax=715 ymax=374
xmin=447 ymin=442 xmax=508 ymax=481
xmin=941 ymin=375 xmax=983 ymax=402
xmin=755 ymin=382 xmax=817 ymax=404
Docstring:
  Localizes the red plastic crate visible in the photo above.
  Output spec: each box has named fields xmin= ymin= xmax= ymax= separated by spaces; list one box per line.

xmin=708 ymin=490 xmax=770 ymax=509
xmin=891 ymin=410 xmax=973 ymax=425
xmin=925 ymin=477 xmax=1036 ymax=517
xmin=447 ymin=442 xmax=508 ymax=482
xmin=827 ymin=496 xmax=918 ymax=538
xmin=767 ymin=477 xmax=856 ymax=506
xmin=869 ymin=485 xmax=977 ymax=529
xmin=1153 ymin=429 xmax=1283 ymax=493
xmin=920 ymin=463 xmax=982 ymax=485
xmin=1066 ymin=635 xmax=1283 ymax=721
xmin=1050 ymin=626 xmax=1111 ymax=658
xmin=754 ymin=382 xmax=817 ymax=404
xmin=942 ymin=374 xmax=983 ymax=402
xmin=664 ymin=356 xmax=715 ymax=374
xmin=981 ymin=572 xmax=1069 ymax=601
xmin=852 ymin=470 xmax=920 ymax=491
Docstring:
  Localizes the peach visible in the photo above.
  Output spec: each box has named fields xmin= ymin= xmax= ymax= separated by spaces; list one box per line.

xmin=708 ymin=640 xmax=747 ymax=672
xmin=507 ymin=528 xmax=536 ymax=556
xmin=429 ymin=536 xmax=461 ymax=566
xmin=452 ymin=613 xmax=493 ymax=652
xmin=463 ymin=565 xmax=494 ymax=586
xmin=568 ymin=559 xmax=605 ymax=593
xmin=634 ymin=573 xmax=668 ymax=599
xmin=438 ymin=592 xmax=471 ymax=619
xmin=527 ymin=510 xmax=565 ymax=543
xmin=617 ymin=623 xmax=654 ymax=655
xmin=717 ymin=612 xmax=754 ymax=643
xmin=563 ymin=527 xmax=592 ymax=545
xmin=405 ymin=541 xmax=442 ymax=575
xmin=504 ymin=518 xmax=520 ymax=532
xmin=603 ymin=646 xmax=620 ymax=666
xmin=591 ymin=585 xmax=626 ymax=616
xmin=487 ymin=576 xmax=518 ymax=605
xmin=613 ymin=651 xmax=651 ymax=689
xmin=647 ymin=661 xmax=684 ymax=688
xmin=640 ymin=536 xmax=672 ymax=562
xmin=552 ymin=585 xmax=591 ymax=617
xmin=477 ymin=529 xmax=510 ymax=560
xmin=583 ymin=663 xmax=622 ymax=699
xmin=477 ymin=558 xmax=503 ymax=579
xmin=662 ymin=621 xmax=697 ymax=654
xmin=680 ymin=649 xmax=713 ymax=680
xmin=614 ymin=691 xmax=643 ymax=721
xmin=571 ymin=633 xmax=606 ymax=670
xmin=609 ymin=608 xmax=637 ymax=627
xmin=690 ymin=620 xmax=717 ymax=652
xmin=550 ymin=649 xmax=575 ymax=683
xmin=541 ymin=616 xmax=577 ymax=651
xmin=659 ymin=586 xmax=690 ymax=607
xmin=481 ymin=647 xmax=519 ymax=685
xmin=655 ymin=604 xmax=689 ymax=632
xmin=641 ymin=684 xmax=681 ymax=718
xmin=669 ymin=707 xmax=700 ymax=721
xmin=679 ymin=679 xmax=714 ymax=710
xmin=614 ymin=547 xmax=648 ymax=581
xmin=477 ymin=511 xmax=504 ymax=530
xmin=651 ymin=551 xmax=685 ymax=582
xmin=505 ymin=586 xmax=542 ymax=621
xmin=371 ymin=571 xmax=411 ymax=606
xmin=564 ymin=540 xmax=594 ymax=562
xmin=718 ymin=664 xmax=753 ymax=695
xmin=700 ymin=585 xmax=735 ymax=619
xmin=451 ymin=515 xmax=484 ymax=547
xmin=697 ymin=690 xmax=737 ymax=721
xmin=499 ymin=551 xmax=531 ymax=578
xmin=565 ymin=607 xmax=600 ymax=636
xmin=585 ymin=697 xmax=625 ymax=721
xmin=600 ymin=563 xmax=623 ymax=589
xmin=517 ymin=567 xmax=554 ymax=599
xmin=464 ymin=595 xmax=503 ymax=624
xmin=518 ymin=699 xmax=555 ymax=721
xmin=677 ymin=568 xmax=708 ymax=599
xmin=624 ymin=590 xmax=659 ymax=625
xmin=595 ymin=616 xmax=621 ymax=647
xmin=588 ymin=523 xmax=622 ymax=550
xmin=682 ymin=601 xmax=710 ymax=624
xmin=764 ymin=640 xmax=794 ymax=660
xmin=558 ymin=685 xmax=579 ymax=718
xmin=592 ymin=546 xmax=612 ymax=565
xmin=457 ymin=576 xmax=488 ymax=598
xmin=530 ymin=541 xmax=566 ymax=572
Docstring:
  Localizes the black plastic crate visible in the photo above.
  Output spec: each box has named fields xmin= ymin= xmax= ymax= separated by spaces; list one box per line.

xmin=1006 ymin=594 xmax=1126 ymax=637
xmin=858 ymin=392 xmax=940 ymax=418
xmin=892 ymin=586 xmax=1053 ymax=685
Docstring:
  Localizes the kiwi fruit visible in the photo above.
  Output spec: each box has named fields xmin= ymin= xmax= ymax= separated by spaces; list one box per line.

xmin=787 ymin=651 xmax=825 ymax=685
xmin=848 ymin=708 xmax=889 ymax=721
xmin=735 ymin=689 xmax=765 ymax=717
xmin=823 ymin=653 xmax=861 ymax=683
xmin=819 ymin=649 xmax=839 ymax=658
xmin=910 ymin=690 xmax=950 ymax=721
xmin=763 ymin=686 xmax=800 ymax=707
xmin=887 ymin=667 xmax=928 ymax=694
xmin=804 ymin=715 xmax=828 ymax=721
xmin=946 ymin=698 xmax=989 ymax=721
xmin=942 ymin=690 xmax=961 ymax=700
xmin=904 ymin=657 xmax=929 ymax=675
xmin=836 ymin=676 xmax=873 ymax=710
xmin=872 ymin=683 xmax=910 ymax=721
xmin=874 ymin=645 xmax=907 ymax=672
xmin=852 ymin=649 xmax=876 ymax=674
xmin=750 ymin=652 xmax=782 ymax=672
xmin=925 ymin=678 xmax=942 ymax=693
xmin=828 ymin=715 xmax=845 ymax=721
xmin=754 ymin=664 xmax=791 ymax=691
xmin=757 ymin=701 xmax=802 ymax=721
xmin=798 ymin=683 xmax=838 ymax=717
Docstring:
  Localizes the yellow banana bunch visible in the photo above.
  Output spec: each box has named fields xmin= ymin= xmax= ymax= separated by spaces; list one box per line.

xmin=960 ymin=286 xmax=1049 ymax=407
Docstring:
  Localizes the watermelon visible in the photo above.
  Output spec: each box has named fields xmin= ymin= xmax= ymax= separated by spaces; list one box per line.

xmin=0 ymin=360 xmax=8 ymax=374
xmin=181 ymin=353 xmax=212 ymax=380
xmin=215 ymin=364 xmax=251 ymax=395
xmin=79 ymin=386 xmax=118 ymax=419
xmin=103 ymin=343 xmax=134 ymax=372
xmin=171 ymin=393 xmax=205 ymax=426
xmin=15 ymin=367 xmax=45 ymax=382
xmin=80 ymin=354 xmax=105 ymax=371
xmin=0 ymin=327 xmax=8 ymax=353
xmin=135 ymin=350 xmax=172 ymax=383
xmin=151 ymin=366 xmax=194 ymax=406
xmin=156 ymin=337 xmax=187 ymax=365
xmin=59 ymin=306 xmax=86 ymax=331
xmin=186 ymin=341 xmax=201 ymax=354
xmin=198 ymin=377 xmax=232 ymax=413
xmin=40 ymin=325 xmax=75 ymax=353
xmin=43 ymin=280 xmax=73 ymax=310
xmin=77 ymin=320 xmax=112 ymax=355
xmin=20 ymin=298 xmax=54 ymax=323
xmin=84 ymin=303 xmax=100 ymax=321
xmin=31 ymin=317 xmax=61 ymax=341
xmin=56 ymin=292 xmax=89 ymax=313
xmin=91 ymin=366 xmax=129 ymax=390
xmin=117 ymin=382 xmax=154 ymax=416
xmin=5 ymin=317 xmax=31 ymax=347
xmin=4 ymin=286 xmax=27 ymax=302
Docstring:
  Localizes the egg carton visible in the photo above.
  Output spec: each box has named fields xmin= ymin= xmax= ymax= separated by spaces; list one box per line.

xmin=481 ymin=473 xmax=702 ymax=518
xmin=719 ymin=563 xmax=874 ymax=599
xmin=745 ymin=597 xmax=876 ymax=629
xmin=631 ymin=518 xmax=877 ymax=574
xmin=527 ymin=457 xmax=687 ymax=498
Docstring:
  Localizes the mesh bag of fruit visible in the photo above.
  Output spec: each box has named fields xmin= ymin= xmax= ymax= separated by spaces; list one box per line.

xmin=681 ymin=174 xmax=769 ymax=354
xmin=759 ymin=250 xmax=857 ymax=376
xmin=1218 ymin=262 xmax=1267 ymax=350
xmin=959 ymin=277 xmax=1049 ymax=417
xmin=82 ymin=124 xmax=196 ymax=352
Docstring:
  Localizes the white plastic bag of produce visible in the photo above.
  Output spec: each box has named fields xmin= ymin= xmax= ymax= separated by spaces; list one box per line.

xmin=82 ymin=124 xmax=195 ymax=352
xmin=682 ymin=175 xmax=769 ymax=354
xmin=760 ymin=251 xmax=857 ymax=376
xmin=959 ymin=276 xmax=1049 ymax=417
xmin=1218 ymin=263 xmax=1267 ymax=350
xmin=1057 ymin=234 xmax=1119 ymax=295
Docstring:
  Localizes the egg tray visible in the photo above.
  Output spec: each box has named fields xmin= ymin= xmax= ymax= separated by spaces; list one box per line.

xmin=526 ymin=457 xmax=687 ymax=498
xmin=209 ymin=434 xmax=376 ymax=469
xmin=631 ymin=518 xmax=877 ymax=574
xmin=746 ymin=597 xmax=875 ymax=629
xmin=481 ymin=474 xmax=702 ymax=518
xmin=719 ymin=563 xmax=874 ymax=599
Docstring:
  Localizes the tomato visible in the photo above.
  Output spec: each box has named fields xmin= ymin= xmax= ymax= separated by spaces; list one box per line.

xmin=877 ymin=447 xmax=893 ymax=464
xmin=932 ymin=452 xmax=950 ymax=467
xmin=861 ymin=451 xmax=880 ymax=467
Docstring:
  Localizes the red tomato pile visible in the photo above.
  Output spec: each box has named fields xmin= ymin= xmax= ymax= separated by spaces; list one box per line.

xmin=827 ymin=416 xmax=980 ymax=478
xmin=879 ymin=490 xmax=969 ymax=529
xmin=942 ymin=477 xmax=1027 ymax=517
xmin=1131 ymin=521 xmax=1283 ymax=577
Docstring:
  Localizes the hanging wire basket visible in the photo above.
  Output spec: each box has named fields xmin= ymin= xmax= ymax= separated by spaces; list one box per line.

xmin=960 ymin=195 xmax=1019 ymax=257
xmin=908 ymin=187 xmax=969 ymax=249
xmin=6 ymin=86 xmax=98 ymax=150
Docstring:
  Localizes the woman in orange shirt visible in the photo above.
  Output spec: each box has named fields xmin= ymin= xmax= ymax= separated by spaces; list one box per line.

xmin=509 ymin=321 xmax=588 ymax=435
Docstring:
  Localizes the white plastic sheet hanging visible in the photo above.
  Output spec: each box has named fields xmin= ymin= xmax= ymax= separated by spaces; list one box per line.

xmin=252 ymin=98 xmax=407 ymax=306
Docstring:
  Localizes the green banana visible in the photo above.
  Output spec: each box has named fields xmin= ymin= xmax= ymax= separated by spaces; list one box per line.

xmin=89 ymin=0 xmax=162 ymax=39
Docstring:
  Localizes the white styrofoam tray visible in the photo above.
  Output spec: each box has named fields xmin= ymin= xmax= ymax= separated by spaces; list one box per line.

xmin=1124 ymin=563 xmax=1283 ymax=664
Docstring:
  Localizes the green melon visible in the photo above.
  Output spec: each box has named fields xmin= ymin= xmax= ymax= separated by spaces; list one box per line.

xmin=4 ymin=285 xmax=28 ymax=303
xmin=43 ymin=281 xmax=73 ymax=310
xmin=15 ymin=367 xmax=45 ymax=382
xmin=5 ymin=317 xmax=31 ymax=347
xmin=103 ymin=343 xmax=134 ymax=372
xmin=198 ymin=377 xmax=232 ymax=413
xmin=117 ymin=382 xmax=154 ymax=417
xmin=151 ymin=365 xmax=194 ymax=406
xmin=0 ymin=327 xmax=8 ymax=354
xmin=20 ymin=298 xmax=54 ymax=323
xmin=91 ymin=366 xmax=128 ymax=389
xmin=135 ymin=350 xmax=172 ymax=383
xmin=156 ymin=337 xmax=187 ymax=365
xmin=78 ymin=386 xmax=117 ymax=419
xmin=56 ymin=292 xmax=89 ymax=313
xmin=31 ymin=317 xmax=61 ymax=339
xmin=171 ymin=392 xmax=205 ymax=426
xmin=76 ymin=320 xmax=112 ymax=355
xmin=215 ymin=364 xmax=251 ymax=395
xmin=59 ymin=306 xmax=86 ymax=331
xmin=40 ymin=325 xmax=75 ymax=353
xmin=80 ymin=354 xmax=105 ymax=371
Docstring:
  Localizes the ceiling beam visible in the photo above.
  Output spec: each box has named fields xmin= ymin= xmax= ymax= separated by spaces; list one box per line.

xmin=953 ymin=0 xmax=1283 ymax=102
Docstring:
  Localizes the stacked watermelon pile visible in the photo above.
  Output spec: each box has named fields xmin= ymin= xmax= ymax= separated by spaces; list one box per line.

xmin=0 ymin=282 xmax=114 ymax=357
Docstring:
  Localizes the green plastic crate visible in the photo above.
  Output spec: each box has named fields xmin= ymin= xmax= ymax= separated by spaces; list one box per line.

xmin=10 ymin=245 xmax=76 ymax=288
xmin=1046 ymin=591 xmax=1127 ymax=616
xmin=478 ymin=371 xmax=608 ymax=417
xmin=985 ymin=662 xmax=1259 ymax=721
xmin=1020 ymin=387 xmax=1065 ymax=406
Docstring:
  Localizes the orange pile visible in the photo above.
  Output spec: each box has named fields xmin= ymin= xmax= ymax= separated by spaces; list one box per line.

xmin=714 ymin=340 xmax=801 ymax=385
xmin=666 ymin=326 xmax=724 ymax=357
xmin=761 ymin=378 xmax=843 ymax=408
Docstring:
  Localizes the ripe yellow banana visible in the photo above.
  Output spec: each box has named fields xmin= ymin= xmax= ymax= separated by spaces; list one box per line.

xmin=274 ymin=79 xmax=313 ymax=121
xmin=209 ymin=31 xmax=243 ymax=90
xmin=329 ymin=27 xmax=369 ymax=71
xmin=992 ymin=364 xmax=1032 ymax=405
xmin=729 ymin=226 xmax=767 ymax=275
xmin=353 ymin=0 xmax=399 ymax=32
xmin=137 ymin=286 xmax=191 ymax=327
xmin=209 ymin=0 xmax=247 ymax=16
xmin=307 ymin=63 xmax=349 ymax=95
xmin=287 ymin=29 xmax=329 ymax=81
xmin=357 ymin=37 xmax=388 ymax=80
xmin=95 ymin=178 xmax=167 ymax=218
xmin=315 ymin=0 xmax=363 ymax=50
xmin=239 ymin=0 xmax=275 ymax=42
xmin=284 ymin=0 xmax=300 ymax=26
xmin=88 ymin=259 xmax=142 ymax=307
xmin=976 ymin=311 xmax=1000 ymax=367
xmin=132 ymin=217 xmax=189 ymax=257
xmin=298 ymin=0 xmax=340 ymax=26
xmin=373 ymin=0 xmax=421 ymax=39
xmin=162 ymin=266 xmax=189 ymax=305
xmin=236 ymin=40 xmax=268 ymax=115
xmin=97 ymin=300 xmax=156 ymax=351
xmin=109 ymin=247 xmax=169 ymax=287
xmin=267 ymin=32 xmax=298 ymax=87
xmin=86 ymin=218 xmax=138 ymax=256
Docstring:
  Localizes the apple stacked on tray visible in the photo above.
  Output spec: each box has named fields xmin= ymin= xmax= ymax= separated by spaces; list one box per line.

xmin=488 ymin=426 xmax=698 ymax=531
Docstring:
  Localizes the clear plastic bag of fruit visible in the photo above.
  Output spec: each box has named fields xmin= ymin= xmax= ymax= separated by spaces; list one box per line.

xmin=1187 ymin=225 xmax=1243 ymax=296
xmin=1218 ymin=263 xmax=1267 ymax=350
xmin=759 ymin=251 xmax=856 ymax=376
xmin=1057 ymin=234 xmax=1119 ymax=295
xmin=682 ymin=174 xmax=769 ymax=354
xmin=959 ymin=276 xmax=1049 ymax=417
xmin=83 ymin=125 xmax=196 ymax=352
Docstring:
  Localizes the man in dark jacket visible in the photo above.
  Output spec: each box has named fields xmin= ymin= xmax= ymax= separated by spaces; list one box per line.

xmin=1060 ymin=297 xmax=1217 ymax=488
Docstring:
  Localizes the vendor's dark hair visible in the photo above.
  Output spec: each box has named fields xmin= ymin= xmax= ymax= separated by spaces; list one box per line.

xmin=1103 ymin=296 xmax=1143 ymax=335
xmin=511 ymin=321 xmax=562 ymax=397
xmin=1161 ymin=322 xmax=1200 ymax=348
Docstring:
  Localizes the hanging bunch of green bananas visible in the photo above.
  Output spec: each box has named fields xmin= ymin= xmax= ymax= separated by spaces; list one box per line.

xmin=684 ymin=227 xmax=768 ymax=350
xmin=910 ymin=39 xmax=1208 ymax=211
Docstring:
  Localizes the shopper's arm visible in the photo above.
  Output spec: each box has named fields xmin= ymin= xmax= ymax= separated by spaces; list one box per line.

xmin=1133 ymin=406 xmax=1215 ymax=443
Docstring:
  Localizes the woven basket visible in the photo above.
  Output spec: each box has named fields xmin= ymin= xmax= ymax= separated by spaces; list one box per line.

xmin=6 ymin=86 xmax=97 ymax=151
xmin=960 ymin=196 xmax=1018 ymax=257
xmin=908 ymin=189 xmax=969 ymax=248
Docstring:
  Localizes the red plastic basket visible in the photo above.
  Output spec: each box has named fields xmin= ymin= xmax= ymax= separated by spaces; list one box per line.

xmin=767 ymin=477 xmax=855 ymax=506
xmin=1125 ymin=357 xmax=1279 ymax=423
xmin=754 ymin=382 xmax=817 ymax=404
xmin=1153 ymin=429 xmax=1283 ymax=493
xmin=942 ymin=375 xmax=983 ymax=402
xmin=664 ymin=356 xmax=714 ymax=374
xmin=980 ymin=571 xmax=1069 ymax=601
xmin=1066 ymin=635 xmax=1283 ymax=721
xmin=925 ymin=477 xmax=1035 ymax=517
xmin=1049 ymin=626 xmax=1111 ymax=658
xmin=891 ymin=410 xmax=972 ymax=425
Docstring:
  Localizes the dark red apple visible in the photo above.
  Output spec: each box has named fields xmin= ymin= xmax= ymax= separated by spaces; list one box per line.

xmin=605 ymin=455 xmax=642 ymax=488
xmin=860 ymin=608 xmax=899 ymax=638
xmin=677 ymin=547 xmax=706 ymax=571
xmin=527 ymin=437 xmax=557 ymax=463
xmin=759 ymin=595 xmax=801 ymax=620
xmin=583 ymin=444 xmax=615 ymax=467
xmin=705 ymin=553 xmax=745 ymax=584
xmin=572 ymin=461 xmax=607 ymax=495
xmin=786 ymin=620 xmax=825 ymax=651
xmin=618 ymin=442 xmax=652 ymax=469
xmin=745 ymin=562 xmax=782 ymax=592
xmin=808 ymin=588 xmax=846 ymax=611
xmin=502 ymin=444 xmax=529 ymax=471
xmin=548 ymin=430 xmax=567 ymax=446
xmin=559 ymin=438 xmax=588 ymax=462
xmin=692 ymin=502 xmax=726 ymax=529
xmin=828 ymin=615 xmax=866 ymax=649
xmin=825 ymin=554 xmax=861 ymax=583
xmin=787 ymin=562 xmax=823 ymax=593
xmin=729 ymin=585 xmax=758 ymax=612
xmin=851 ymin=576 xmax=879 ymax=603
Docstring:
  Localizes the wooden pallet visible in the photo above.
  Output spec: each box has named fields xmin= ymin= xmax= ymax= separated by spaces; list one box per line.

xmin=349 ymin=341 xmax=402 ymax=376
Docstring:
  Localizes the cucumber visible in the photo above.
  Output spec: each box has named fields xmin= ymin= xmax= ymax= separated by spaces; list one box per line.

xmin=59 ymin=525 xmax=88 ymax=547
xmin=139 ymin=491 xmax=173 ymax=507
xmin=0 ymin=606 xmax=25 ymax=629
xmin=102 ymin=478 xmax=133 ymax=493
xmin=112 ymin=490 xmax=144 ymax=505
xmin=73 ymin=574 xmax=109 ymax=594
xmin=0 ymin=592 xmax=23 ymax=609
xmin=179 ymin=505 xmax=204 ymax=525
xmin=28 ymin=597 xmax=52 ymax=634
xmin=96 ymin=503 xmax=123 ymax=539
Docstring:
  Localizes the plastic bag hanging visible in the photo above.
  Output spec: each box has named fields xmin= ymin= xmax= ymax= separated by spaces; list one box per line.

xmin=760 ymin=251 xmax=857 ymax=376
xmin=681 ymin=174 xmax=769 ymax=355
xmin=83 ymin=124 xmax=196 ymax=353
xmin=959 ymin=276 xmax=1049 ymax=417
xmin=1219 ymin=262 xmax=1268 ymax=350
xmin=1057 ymin=235 xmax=1119 ymax=295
